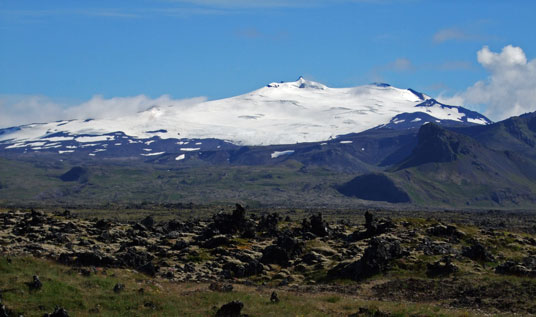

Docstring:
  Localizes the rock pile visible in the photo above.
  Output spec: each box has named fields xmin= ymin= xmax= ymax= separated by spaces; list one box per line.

xmin=0 ymin=207 xmax=533 ymax=290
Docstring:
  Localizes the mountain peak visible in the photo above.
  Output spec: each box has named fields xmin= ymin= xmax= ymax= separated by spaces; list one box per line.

xmin=371 ymin=82 xmax=391 ymax=88
xmin=266 ymin=77 xmax=326 ymax=90
xmin=0 ymin=78 xmax=491 ymax=147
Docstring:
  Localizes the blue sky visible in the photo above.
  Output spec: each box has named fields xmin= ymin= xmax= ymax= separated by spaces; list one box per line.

xmin=1 ymin=0 xmax=536 ymax=125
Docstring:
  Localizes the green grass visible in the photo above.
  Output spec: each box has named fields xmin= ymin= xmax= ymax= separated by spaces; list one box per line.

xmin=3 ymin=155 xmax=536 ymax=210
xmin=0 ymin=256 xmax=483 ymax=317
xmin=0 ymin=157 xmax=362 ymax=208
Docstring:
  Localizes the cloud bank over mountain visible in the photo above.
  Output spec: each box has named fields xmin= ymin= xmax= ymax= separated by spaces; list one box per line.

xmin=439 ymin=45 xmax=536 ymax=121
xmin=0 ymin=95 xmax=206 ymax=128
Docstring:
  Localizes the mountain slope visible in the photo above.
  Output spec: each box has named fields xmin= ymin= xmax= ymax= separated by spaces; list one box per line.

xmin=454 ymin=112 xmax=536 ymax=159
xmin=391 ymin=123 xmax=536 ymax=206
xmin=0 ymin=78 xmax=490 ymax=153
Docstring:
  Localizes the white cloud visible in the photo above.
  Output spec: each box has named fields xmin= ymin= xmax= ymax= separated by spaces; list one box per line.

xmin=0 ymin=95 xmax=63 ymax=128
xmin=437 ymin=45 xmax=536 ymax=121
xmin=0 ymin=94 xmax=206 ymax=128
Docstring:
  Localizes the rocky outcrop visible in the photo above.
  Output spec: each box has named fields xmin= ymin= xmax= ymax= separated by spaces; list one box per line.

xmin=349 ymin=211 xmax=395 ymax=241
xmin=328 ymin=238 xmax=406 ymax=281
xmin=462 ymin=242 xmax=494 ymax=262
xmin=210 ymin=204 xmax=256 ymax=238
xmin=495 ymin=257 xmax=536 ymax=277
xmin=1 ymin=206 xmax=533 ymax=296
xmin=426 ymin=257 xmax=459 ymax=277
xmin=261 ymin=234 xmax=304 ymax=267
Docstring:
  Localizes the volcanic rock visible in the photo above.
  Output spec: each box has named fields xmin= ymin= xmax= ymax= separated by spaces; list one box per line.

xmin=215 ymin=300 xmax=244 ymax=317
xmin=328 ymin=238 xmax=406 ymax=281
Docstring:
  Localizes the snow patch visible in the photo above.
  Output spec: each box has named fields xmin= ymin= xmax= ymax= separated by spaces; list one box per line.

xmin=44 ymin=144 xmax=61 ymax=149
xmin=141 ymin=151 xmax=165 ymax=156
xmin=271 ymin=150 xmax=294 ymax=158
xmin=340 ymin=140 xmax=353 ymax=144
xmin=180 ymin=147 xmax=200 ymax=152
xmin=28 ymin=142 xmax=46 ymax=147
xmin=5 ymin=143 xmax=27 ymax=149
xmin=0 ymin=79 xmax=490 ymax=147
xmin=175 ymin=154 xmax=186 ymax=161
xmin=467 ymin=117 xmax=489 ymax=125
xmin=58 ymin=150 xmax=74 ymax=154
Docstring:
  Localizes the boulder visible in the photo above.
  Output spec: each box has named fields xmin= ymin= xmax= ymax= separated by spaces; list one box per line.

xmin=309 ymin=213 xmax=329 ymax=237
xmin=222 ymin=257 xmax=263 ymax=278
xmin=417 ymin=238 xmax=455 ymax=256
xmin=212 ymin=204 xmax=255 ymax=238
xmin=462 ymin=242 xmax=494 ymax=262
xmin=26 ymin=275 xmax=42 ymax=291
xmin=328 ymin=238 xmax=406 ymax=281
xmin=0 ymin=303 xmax=10 ymax=317
xmin=261 ymin=234 xmax=304 ymax=267
xmin=427 ymin=224 xmax=465 ymax=239
xmin=270 ymin=291 xmax=280 ymax=303
xmin=215 ymin=300 xmax=244 ymax=317
xmin=202 ymin=235 xmax=234 ymax=249
xmin=261 ymin=246 xmax=290 ymax=267
xmin=275 ymin=235 xmax=303 ymax=258
xmin=44 ymin=306 xmax=69 ymax=317
xmin=426 ymin=257 xmax=459 ymax=277
xmin=113 ymin=283 xmax=125 ymax=293
xmin=140 ymin=216 xmax=155 ymax=229
xmin=165 ymin=220 xmax=184 ymax=232
xmin=495 ymin=258 xmax=536 ymax=277
xmin=257 ymin=213 xmax=280 ymax=236
xmin=94 ymin=219 xmax=112 ymax=231
xmin=117 ymin=247 xmax=158 ymax=276
xmin=349 ymin=212 xmax=395 ymax=241
xmin=301 ymin=252 xmax=325 ymax=265
xmin=172 ymin=240 xmax=189 ymax=251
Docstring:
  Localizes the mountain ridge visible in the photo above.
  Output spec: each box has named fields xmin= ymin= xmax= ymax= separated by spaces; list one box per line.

xmin=0 ymin=78 xmax=490 ymax=152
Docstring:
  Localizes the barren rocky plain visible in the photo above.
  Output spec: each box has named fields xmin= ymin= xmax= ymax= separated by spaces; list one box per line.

xmin=1 ymin=205 xmax=536 ymax=316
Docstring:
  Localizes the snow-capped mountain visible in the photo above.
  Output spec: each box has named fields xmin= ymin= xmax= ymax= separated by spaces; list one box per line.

xmin=0 ymin=77 xmax=491 ymax=158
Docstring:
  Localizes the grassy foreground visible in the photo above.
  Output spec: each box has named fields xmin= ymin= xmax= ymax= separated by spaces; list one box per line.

xmin=0 ymin=256 xmax=482 ymax=317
